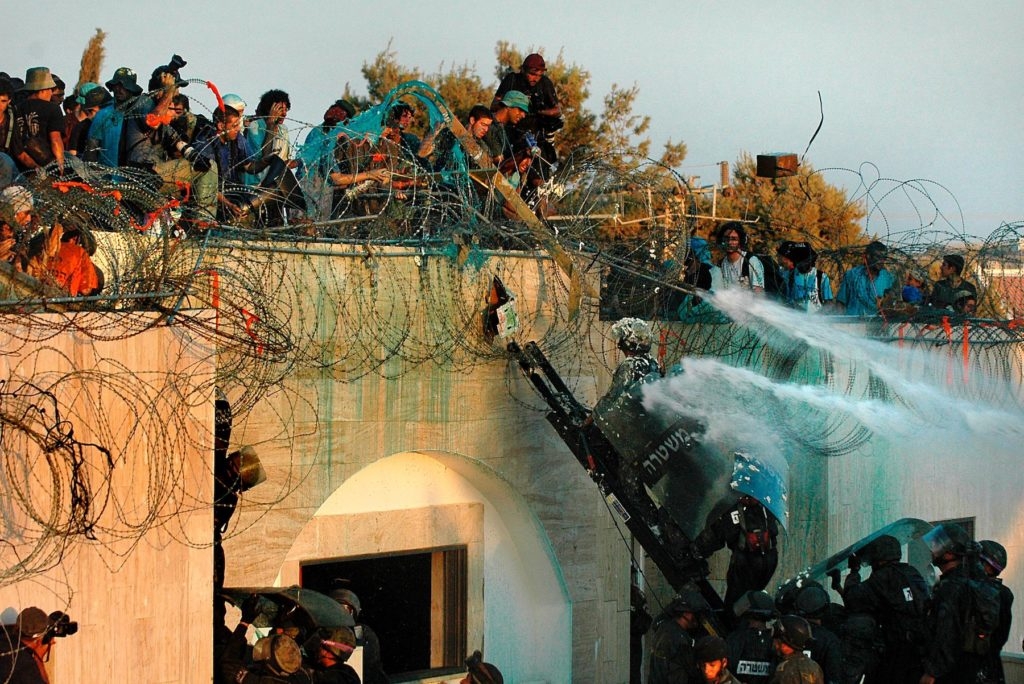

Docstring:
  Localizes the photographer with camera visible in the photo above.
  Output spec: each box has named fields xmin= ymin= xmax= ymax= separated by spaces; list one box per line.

xmin=121 ymin=55 xmax=218 ymax=224
xmin=0 ymin=606 xmax=77 ymax=683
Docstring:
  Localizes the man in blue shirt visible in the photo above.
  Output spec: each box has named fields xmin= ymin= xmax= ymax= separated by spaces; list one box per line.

xmin=836 ymin=241 xmax=895 ymax=316
xmin=776 ymin=241 xmax=833 ymax=312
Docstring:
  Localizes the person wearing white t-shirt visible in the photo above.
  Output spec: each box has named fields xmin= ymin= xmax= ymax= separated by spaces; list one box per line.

xmin=716 ymin=222 xmax=764 ymax=292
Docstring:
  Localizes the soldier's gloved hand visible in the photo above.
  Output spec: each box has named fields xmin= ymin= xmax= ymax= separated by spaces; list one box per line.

xmin=239 ymin=594 xmax=260 ymax=624
xmin=827 ymin=569 xmax=842 ymax=593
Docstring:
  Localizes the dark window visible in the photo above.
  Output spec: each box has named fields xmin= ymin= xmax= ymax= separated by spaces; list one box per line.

xmin=933 ymin=517 xmax=975 ymax=540
xmin=301 ymin=546 xmax=467 ymax=681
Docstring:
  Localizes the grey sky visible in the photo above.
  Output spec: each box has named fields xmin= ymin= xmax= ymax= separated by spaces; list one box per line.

xmin=4 ymin=0 xmax=1022 ymax=237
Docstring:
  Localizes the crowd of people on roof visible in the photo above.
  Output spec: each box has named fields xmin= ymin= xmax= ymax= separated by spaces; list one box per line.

xmin=1 ymin=56 xmax=982 ymax=319
xmin=0 ymin=51 xmax=565 ymax=297
xmin=654 ymin=221 xmax=979 ymax=322
xmin=0 ymin=51 xmax=563 ymax=279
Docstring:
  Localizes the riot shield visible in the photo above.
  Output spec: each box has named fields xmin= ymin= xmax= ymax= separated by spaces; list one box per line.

xmin=222 ymin=586 xmax=355 ymax=631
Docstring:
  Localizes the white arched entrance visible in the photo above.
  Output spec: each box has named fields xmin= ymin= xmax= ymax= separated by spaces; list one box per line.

xmin=277 ymin=450 xmax=571 ymax=683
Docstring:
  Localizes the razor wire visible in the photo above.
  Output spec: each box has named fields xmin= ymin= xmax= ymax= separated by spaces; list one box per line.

xmin=1 ymin=80 xmax=1023 ymax=588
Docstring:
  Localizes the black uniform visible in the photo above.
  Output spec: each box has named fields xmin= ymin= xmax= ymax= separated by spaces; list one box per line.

xmin=921 ymin=563 xmax=986 ymax=683
xmin=648 ymin=617 xmax=698 ymax=684
xmin=981 ymin=578 xmax=1014 ymax=684
xmin=695 ymin=497 xmax=779 ymax=614
xmin=725 ymin=624 xmax=776 ymax=683
xmin=843 ymin=561 xmax=929 ymax=684
xmin=355 ymin=623 xmax=390 ymax=684
xmin=834 ymin=612 xmax=882 ymax=684
xmin=312 ymin=662 xmax=361 ymax=684
xmin=805 ymin=622 xmax=844 ymax=684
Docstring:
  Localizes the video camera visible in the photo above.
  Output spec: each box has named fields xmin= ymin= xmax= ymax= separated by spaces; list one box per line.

xmin=149 ymin=55 xmax=189 ymax=92
xmin=166 ymin=54 xmax=187 ymax=73
xmin=42 ymin=611 xmax=78 ymax=644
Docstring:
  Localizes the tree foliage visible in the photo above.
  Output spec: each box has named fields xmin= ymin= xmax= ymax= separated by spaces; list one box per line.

xmin=355 ymin=40 xmax=492 ymax=126
xmin=695 ymin=152 xmax=866 ymax=252
xmin=352 ymin=41 xmax=684 ymax=172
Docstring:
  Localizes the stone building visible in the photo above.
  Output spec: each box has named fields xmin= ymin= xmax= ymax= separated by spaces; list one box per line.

xmin=2 ymin=241 xmax=1023 ymax=682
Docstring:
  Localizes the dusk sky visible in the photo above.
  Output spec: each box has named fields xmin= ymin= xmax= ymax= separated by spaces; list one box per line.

xmin=4 ymin=0 xmax=1022 ymax=238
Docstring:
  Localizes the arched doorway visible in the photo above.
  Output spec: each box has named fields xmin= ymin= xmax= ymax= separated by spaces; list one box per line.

xmin=277 ymin=450 xmax=572 ymax=683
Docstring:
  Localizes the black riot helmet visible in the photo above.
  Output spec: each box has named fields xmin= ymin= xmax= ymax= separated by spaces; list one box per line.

xmin=773 ymin=614 xmax=813 ymax=650
xmin=667 ymin=589 xmax=710 ymax=617
xmin=979 ymin=540 xmax=1007 ymax=575
xmin=329 ymin=588 xmax=362 ymax=619
xmin=794 ymin=585 xmax=830 ymax=619
xmin=775 ymin=577 xmax=822 ymax=616
xmin=862 ymin=534 xmax=902 ymax=565
xmin=693 ymin=635 xmax=729 ymax=663
xmin=922 ymin=522 xmax=971 ymax=563
xmin=733 ymin=589 xmax=776 ymax=620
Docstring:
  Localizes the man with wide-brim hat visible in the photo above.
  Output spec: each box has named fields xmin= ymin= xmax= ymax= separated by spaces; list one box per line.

xmin=104 ymin=66 xmax=143 ymax=97
xmin=22 ymin=67 xmax=57 ymax=93
xmin=17 ymin=67 xmax=65 ymax=174
xmin=84 ymin=68 xmax=145 ymax=167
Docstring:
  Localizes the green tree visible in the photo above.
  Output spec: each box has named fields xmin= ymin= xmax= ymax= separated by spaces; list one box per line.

xmin=699 ymin=152 xmax=866 ymax=253
xmin=353 ymin=40 xmax=686 ymax=174
xmin=355 ymin=41 xmax=492 ymax=130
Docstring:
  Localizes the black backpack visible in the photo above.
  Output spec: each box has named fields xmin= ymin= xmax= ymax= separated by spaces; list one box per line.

xmin=741 ymin=252 xmax=784 ymax=299
xmin=961 ymin=575 xmax=1002 ymax=655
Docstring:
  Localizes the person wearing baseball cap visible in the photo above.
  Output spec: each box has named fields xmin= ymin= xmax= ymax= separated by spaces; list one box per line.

xmin=0 ymin=606 xmax=56 ymax=682
xmin=484 ymin=90 xmax=530 ymax=172
xmin=491 ymin=52 xmax=563 ymax=166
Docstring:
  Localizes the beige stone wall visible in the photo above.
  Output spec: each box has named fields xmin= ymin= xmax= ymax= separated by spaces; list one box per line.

xmin=212 ymin=245 xmax=634 ymax=682
xmin=0 ymin=312 xmax=215 ymax=683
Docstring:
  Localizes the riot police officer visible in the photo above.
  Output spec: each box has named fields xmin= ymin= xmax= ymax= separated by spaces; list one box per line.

xmin=648 ymin=590 xmax=711 ymax=684
xmin=919 ymin=523 xmax=987 ymax=684
xmin=769 ymin=615 xmax=823 ymax=684
xmin=725 ymin=590 xmax=777 ymax=683
xmin=793 ymin=585 xmax=844 ymax=684
xmin=838 ymin=534 xmax=929 ymax=684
